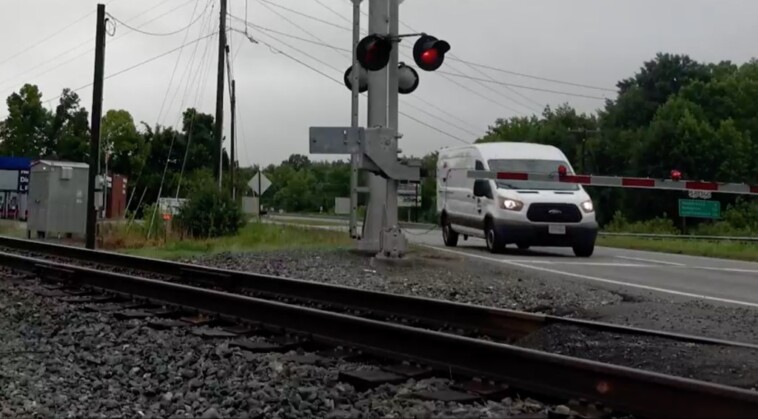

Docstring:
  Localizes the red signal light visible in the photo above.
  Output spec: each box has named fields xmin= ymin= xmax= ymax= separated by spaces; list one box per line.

xmin=413 ymin=35 xmax=450 ymax=71
xmin=356 ymin=35 xmax=392 ymax=71
xmin=558 ymin=165 xmax=568 ymax=176
xmin=670 ymin=169 xmax=682 ymax=181
xmin=420 ymin=49 xmax=439 ymax=66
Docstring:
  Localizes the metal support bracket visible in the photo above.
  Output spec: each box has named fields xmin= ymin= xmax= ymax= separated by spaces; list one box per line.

xmin=309 ymin=126 xmax=420 ymax=182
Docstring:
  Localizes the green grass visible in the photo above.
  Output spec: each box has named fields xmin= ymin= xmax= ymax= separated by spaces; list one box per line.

xmin=120 ymin=222 xmax=352 ymax=260
xmin=597 ymin=235 xmax=758 ymax=262
xmin=0 ymin=220 xmax=27 ymax=238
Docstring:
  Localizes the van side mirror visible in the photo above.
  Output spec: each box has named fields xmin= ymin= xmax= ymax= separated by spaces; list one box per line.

xmin=473 ymin=180 xmax=488 ymax=197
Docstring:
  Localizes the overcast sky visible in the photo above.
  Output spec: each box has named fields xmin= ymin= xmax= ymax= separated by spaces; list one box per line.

xmin=1 ymin=0 xmax=757 ymax=168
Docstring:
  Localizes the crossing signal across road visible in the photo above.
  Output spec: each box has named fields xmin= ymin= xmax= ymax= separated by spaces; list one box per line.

xmin=344 ymin=33 xmax=450 ymax=94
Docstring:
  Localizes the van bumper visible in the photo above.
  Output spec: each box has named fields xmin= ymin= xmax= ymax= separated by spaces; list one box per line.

xmin=493 ymin=220 xmax=598 ymax=247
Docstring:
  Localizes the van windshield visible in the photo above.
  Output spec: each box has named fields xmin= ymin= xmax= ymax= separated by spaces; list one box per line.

xmin=487 ymin=159 xmax=579 ymax=191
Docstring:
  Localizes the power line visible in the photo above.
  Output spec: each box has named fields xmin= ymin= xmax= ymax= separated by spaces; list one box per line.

xmin=435 ymin=71 xmax=610 ymax=100
xmin=258 ymin=0 xmax=349 ymax=58
xmin=244 ymin=25 xmax=479 ymax=141
xmin=446 ymin=57 xmax=616 ymax=93
xmin=312 ymin=0 xmax=352 ymax=24
xmin=0 ymin=0 xmax=124 ymax=69
xmin=155 ymin=0 xmax=209 ymax=123
xmin=44 ymin=32 xmax=220 ymax=105
xmin=256 ymin=0 xmax=351 ymax=31
xmin=0 ymin=0 xmax=200 ymax=98
xmin=107 ymin=0 xmax=212 ymax=37
xmin=237 ymin=29 xmax=470 ymax=145
xmin=230 ymin=14 xmax=484 ymax=135
xmin=229 ymin=15 xmax=351 ymax=52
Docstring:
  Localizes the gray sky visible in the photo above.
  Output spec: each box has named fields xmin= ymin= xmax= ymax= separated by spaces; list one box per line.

xmin=1 ymin=0 xmax=757 ymax=167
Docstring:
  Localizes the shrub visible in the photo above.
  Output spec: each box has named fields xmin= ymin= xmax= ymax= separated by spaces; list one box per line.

xmin=174 ymin=186 xmax=244 ymax=238
xmin=604 ymin=210 xmax=680 ymax=234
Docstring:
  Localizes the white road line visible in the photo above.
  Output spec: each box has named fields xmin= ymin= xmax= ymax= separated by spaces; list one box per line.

xmin=508 ymin=260 xmax=656 ymax=267
xmin=695 ymin=267 xmax=758 ymax=274
xmin=615 ymin=255 xmax=685 ymax=266
xmin=422 ymin=245 xmax=758 ymax=309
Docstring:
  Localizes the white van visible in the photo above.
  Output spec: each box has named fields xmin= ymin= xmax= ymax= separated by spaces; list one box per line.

xmin=437 ymin=142 xmax=598 ymax=257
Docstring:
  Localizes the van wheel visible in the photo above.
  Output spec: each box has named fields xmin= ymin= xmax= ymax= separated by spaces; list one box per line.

xmin=485 ymin=219 xmax=505 ymax=254
xmin=573 ymin=242 xmax=595 ymax=257
xmin=442 ymin=217 xmax=459 ymax=247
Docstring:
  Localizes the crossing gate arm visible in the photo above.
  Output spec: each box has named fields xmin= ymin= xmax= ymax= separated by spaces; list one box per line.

xmin=466 ymin=170 xmax=758 ymax=196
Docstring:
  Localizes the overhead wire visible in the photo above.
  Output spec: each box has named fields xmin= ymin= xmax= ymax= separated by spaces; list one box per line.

xmin=43 ymin=31 xmax=221 ymax=105
xmin=0 ymin=0 xmax=200 ymax=99
xmin=267 ymin=2 xmax=530 ymax=118
xmin=155 ymin=0 xmax=210 ymax=124
xmin=236 ymin=27 xmax=470 ymax=145
xmin=258 ymin=0 xmax=350 ymax=59
xmin=257 ymin=0 xmax=351 ymax=31
xmin=229 ymin=16 xmax=482 ymax=139
xmin=435 ymin=71 xmax=610 ymax=100
xmin=0 ymin=0 xmax=124 ymax=69
xmin=106 ymin=0 xmax=212 ymax=37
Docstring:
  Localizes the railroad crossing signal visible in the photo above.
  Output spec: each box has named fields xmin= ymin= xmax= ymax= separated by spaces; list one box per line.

xmin=413 ymin=35 xmax=451 ymax=71
xmin=356 ymin=34 xmax=392 ymax=71
xmin=344 ymin=33 xmax=449 ymax=95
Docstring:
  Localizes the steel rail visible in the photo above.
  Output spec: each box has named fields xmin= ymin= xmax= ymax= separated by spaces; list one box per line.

xmin=1 ymin=251 xmax=757 ymax=419
xmin=0 ymin=236 xmax=756 ymax=351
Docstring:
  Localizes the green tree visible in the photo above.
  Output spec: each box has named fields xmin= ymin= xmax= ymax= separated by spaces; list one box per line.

xmin=49 ymin=88 xmax=90 ymax=161
xmin=1 ymin=84 xmax=51 ymax=157
xmin=101 ymin=109 xmax=146 ymax=178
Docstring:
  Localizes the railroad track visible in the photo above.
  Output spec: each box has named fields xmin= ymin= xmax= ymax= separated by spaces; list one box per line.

xmin=0 ymin=237 xmax=757 ymax=418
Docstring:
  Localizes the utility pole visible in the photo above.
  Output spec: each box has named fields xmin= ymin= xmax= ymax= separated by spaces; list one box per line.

xmin=348 ymin=0 xmax=362 ymax=239
xmin=569 ymin=128 xmax=599 ymax=173
xmin=357 ymin=0 xmax=389 ymax=254
xmin=230 ymin=79 xmax=237 ymax=200
xmin=86 ymin=3 xmax=107 ymax=250
xmin=214 ymin=0 xmax=227 ymax=190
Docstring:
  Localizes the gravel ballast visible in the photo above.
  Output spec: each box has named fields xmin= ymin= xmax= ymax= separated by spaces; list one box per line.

xmin=187 ymin=249 xmax=758 ymax=389
xmin=0 ymin=275 xmax=549 ymax=418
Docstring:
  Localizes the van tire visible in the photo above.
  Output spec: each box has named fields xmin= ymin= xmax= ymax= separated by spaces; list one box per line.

xmin=573 ymin=242 xmax=595 ymax=257
xmin=442 ymin=216 xmax=459 ymax=247
xmin=485 ymin=219 xmax=505 ymax=253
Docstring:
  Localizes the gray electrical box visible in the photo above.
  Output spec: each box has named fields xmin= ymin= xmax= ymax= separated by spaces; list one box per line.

xmin=27 ymin=160 xmax=90 ymax=239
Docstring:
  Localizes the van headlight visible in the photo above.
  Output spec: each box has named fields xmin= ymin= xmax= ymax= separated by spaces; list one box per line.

xmin=581 ymin=200 xmax=594 ymax=213
xmin=499 ymin=197 xmax=524 ymax=211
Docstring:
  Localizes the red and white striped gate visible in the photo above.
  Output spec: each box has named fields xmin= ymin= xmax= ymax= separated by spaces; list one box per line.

xmin=467 ymin=169 xmax=758 ymax=196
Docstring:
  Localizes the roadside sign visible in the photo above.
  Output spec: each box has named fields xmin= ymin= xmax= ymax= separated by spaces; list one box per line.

xmin=688 ymin=190 xmax=712 ymax=199
xmin=678 ymin=199 xmax=720 ymax=219
xmin=158 ymin=197 xmax=186 ymax=216
xmin=398 ymin=183 xmax=421 ymax=208
xmin=249 ymin=172 xmax=272 ymax=196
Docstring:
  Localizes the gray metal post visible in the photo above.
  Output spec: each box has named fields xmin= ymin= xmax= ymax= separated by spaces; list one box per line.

xmin=385 ymin=0 xmax=400 ymax=231
xmin=349 ymin=0 xmax=362 ymax=239
xmin=358 ymin=0 xmax=389 ymax=254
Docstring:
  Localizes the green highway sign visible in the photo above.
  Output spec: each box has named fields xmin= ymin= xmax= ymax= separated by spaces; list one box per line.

xmin=678 ymin=199 xmax=721 ymax=219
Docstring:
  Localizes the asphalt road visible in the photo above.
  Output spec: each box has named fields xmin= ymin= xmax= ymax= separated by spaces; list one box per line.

xmin=269 ymin=215 xmax=758 ymax=308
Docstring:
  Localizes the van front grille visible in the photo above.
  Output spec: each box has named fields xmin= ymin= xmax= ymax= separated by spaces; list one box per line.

xmin=527 ymin=203 xmax=582 ymax=223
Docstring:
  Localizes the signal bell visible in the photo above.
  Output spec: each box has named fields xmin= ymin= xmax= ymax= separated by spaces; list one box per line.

xmin=356 ymin=34 xmax=392 ymax=71
xmin=397 ymin=63 xmax=419 ymax=94
xmin=344 ymin=65 xmax=368 ymax=93
xmin=413 ymin=35 xmax=451 ymax=71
